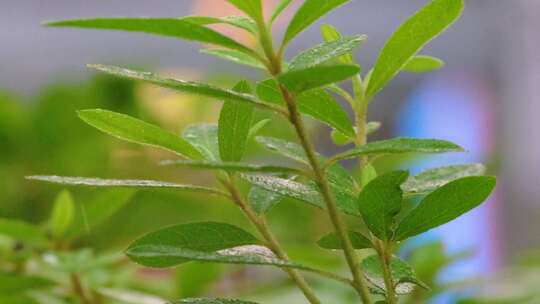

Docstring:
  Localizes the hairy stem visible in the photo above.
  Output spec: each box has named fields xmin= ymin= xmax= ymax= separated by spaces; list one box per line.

xmin=224 ymin=176 xmax=322 ymax=304
xmin=70 ymin=273 xmax=92 ymax=304
xmin=375 ymin=240 xmax=397 ymax=304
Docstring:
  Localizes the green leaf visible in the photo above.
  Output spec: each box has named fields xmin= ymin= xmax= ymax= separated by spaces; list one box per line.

xmin=358 ymin=171 xmax=409 ymax=240
xmin=0 ymin=295 xmax=38 ymax=304
xmin=248 ymin=186 xmax=284 ymax=214
xmin=332 ymin=137 xmax=464 ymax=162
xmin=247 ymin=119 xmax=271 ymax=139
xmin=366 ymin=0 xmax=464 ymax=99
xmin=256 ymin=79 xmax=354 ymax=136
xmin=201 ymin=49 xmax=265 ymax=69
xmin=289 ymin=35 xmax=366 ymax=70
xmin=170 ymin=298 xmax=259 ymax=304
xmin=330 ymin=122 xmax=382 ymax=146
xmin=278 ymin=64 xmax=360 ymax=93
xmin=395 ymin=176 xmax=496 ymax=241
xmin=78 ymin=109 xmax=202 ymax=160
xmin=402 ymin=55 xmax=445 ymax=73
xmin=160 ymin=160 xmax=303 ymax=175
xmin=0 ymin=219 xmax=48 ymax=247
xmin=26 ymin=176 xmax=228 ymax=197
xmin=49 ymin=190 xmax=75 ymax=239
xmin=282 ymin=0 xmax=351 ymax=46
xmin=360 ymin=163 xmax=378 ymax=187
xmin=270 ymin=0 xmax=294 ymax=24
xmin=182 ymin=16 xmax=258 ymax=35
xmin=227 ymin=0 xmax=263 ymax=21
xmin=46 ymin=17 xmax=255 ymax=55
xmin=362 ymin=255 xmax=428 ymax=295
xmin=317 ymin=231 xmax=372 ymax=250
xmin=88 ymin=65 xmax=286 ymax=115
xmin=219 ymin=81 xmax=254 ymax=162
xmin=0 ymin=273 xmax=54 ymax=294
xmin=183 ymin=124 xmax=220 ymax=161
xmin=402 ymin=163 xmax=486 ymax=194
xmin=320 ymin=24 xmax=356 ymax=64
xmin=98 ymin=288 xmax=167 ymax=304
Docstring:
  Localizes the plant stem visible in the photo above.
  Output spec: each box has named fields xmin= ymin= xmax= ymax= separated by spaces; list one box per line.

xmin=70 ymin=273 xmax=92 ymax=304
xmin=224 ymin=176 xmax=322 ymax=304
xmin=375 ymin=240 xmax=397 ymax=304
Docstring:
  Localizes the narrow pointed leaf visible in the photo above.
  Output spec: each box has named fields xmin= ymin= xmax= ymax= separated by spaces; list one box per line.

xmin=317 ymin=231 xmax=372 ymax=250
xmin=182 ymin=16 xmax=258 ymax=34
xmin=282 ymin=0 xmax=351 ymax=46
xmin=358 ymin=171 xmax=409 ymax=240
xmin=183 ymin=124 xmax=220 ymax=161
xmin=247 ymin=119 xmax=271 ymax=139
xmin=0 ymin=219 xmax=48 ymax=247
xmin=78 ymin=109 xmax=202 ymax=159
xmin=395 ymin=176 xmax=496 ymax=241
xmin=402 ymin=55 xmax=445 ymax=73
xmin=362 ymin=254 xmax=428 ymax=295
xmin=270 ymin=0 xmax=294 ymax=24
xmin=170 ymin=299 xmax=259 ymax=304
xmin=219 ymin=81 xmax=254 ymax=161
xmin=88 ymin=65 xmax=286 ymax=115
xmin=201 ymin=49 xmax=265 ymax=69
xmin=227 ymin=0 xmax=263 ymax=21
xmin=289 ymin=35 xmax=366 ymax=70
xmin=402 ymin=163 xmax=486 ymax=194
xmin=332 ymin=137 xmax=464 ymax=162
xmin=0 ymin=273 xmax=55 ymax=294
xmin=248 ymin=186 xmax=284 ymax=214
xmin=46 ymin=17 xmax=255 ymax=55
xmin=331 ymin=121 xmax=382 ymax=145
xmin=256 ymin=79 xmax=354 ymax=136
xmin=160 ymin=160 xmax=303 ymax=175
xmin=320 ymin=24 xmax=355 ymax=64
xmin=49 ymin=190 xmax=75 ymax=239
xmin=278 ymin=64 xmax=360 ymax=93
xmin=26 ymin=176 xmax=228 ymax=197
xmin=366 ymin=0 xmax=464 ymax=98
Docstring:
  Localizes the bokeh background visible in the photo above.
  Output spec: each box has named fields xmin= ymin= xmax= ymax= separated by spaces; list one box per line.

xmin=1 ymin=1 xmax=539 ymax=303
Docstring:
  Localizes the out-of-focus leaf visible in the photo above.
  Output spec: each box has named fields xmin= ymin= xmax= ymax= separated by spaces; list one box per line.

xmin=227 ymin=0 xmax=263 ymax=21
xmin=170 ymin=299 xmax=259 ymax=304
xmin=88 ymin=65 xmax=285 ymax=115
xmin=201 ymin=49 xmax=265 ymax=69
xmin=278 ymin=64 xmax=360 ymax=93
xmin=317 ymin=231 xmax=372 ymax=250
xmin=0 ymin=273 xmax=54 ymax=294
xmin=362 ymin=254 xmax=428 ymax=295
xmin=182 ymin=124 xmax=220 ymax=161
xmin=247 ymin=119 xmax=270 ymax=139
xmin=176 ymin=263 xmax=224 ymax=298
xmin=270 ymin=0 xmax=294 ymax=24
xmin=160 ymin=160 xmax=302 ymax=175
xmin=98 ymin=288 xmax=166 ymax=304
xmin=402 ymin=163 xmax=486 ymax=194
xmin=395 ymin=176 xmax=496 ymax=241
xmin=366 ymin=0 xmax=464 ymax=98
xmin=0 ymin=219 xmax=47 ymax=247
xmin=0 ymin=295 xmax=38 ymax=304
xmin=282 ymin=0 xmax=351 ymax=46
xmin=248 ymin=185 xmax=284 ymax=214
xmin=49 ymin=190 xmax=75 ymax=239
xmin=256 ymin=80 xmax=354 ymax=136
xmin=78 ymin=109 xmax=202 ymax=159
xmin=219 ymin=81 xmax=254 ymax=161
xmin=46 ymin=18 xmax=255 ymax=55
xmin=402 ymin=55 xmax=444 ymax=73
xmin=289 ymin=36 xmax=366 ymax=70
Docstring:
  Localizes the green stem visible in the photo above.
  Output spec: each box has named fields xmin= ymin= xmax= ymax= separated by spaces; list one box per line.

xmin=224 ymin=176 xmax=322 ymax=304
xmin=70 ymin=273 xmax=92 ymax=304
xmin=375 ymin=240 xmax=397 ymax=304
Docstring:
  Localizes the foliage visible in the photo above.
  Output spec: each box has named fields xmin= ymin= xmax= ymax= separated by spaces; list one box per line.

xmin=12 ymin=0 xmax=498 ymax=303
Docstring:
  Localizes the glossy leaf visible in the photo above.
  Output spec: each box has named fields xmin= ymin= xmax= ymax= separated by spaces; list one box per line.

xmin=46 ymin=17 xmax=254 ymax=55
xmin=26 ymin=176 xmax=228 ymax=197
xmin=219 ymin=81 xmax=254 ymax=161
xmin=270 ymin=0 xmax=294 ymax=24
xmin=358 ymin=171 xmax=408 ymax=240
xmin=256 ymin=79 xmax=354 ymax=136
xmin=278 ymin=64 xmax=360 ymax=93
xmin=402 ymin=55 xmax=445 ymax=73
xmin=402 ymin=163 xmax=486 ymax=194
xmin=0 ymin=273 xmax=54 ymax=294
xmin=88 ymin=65 xmax=285 ymax=115
xmin=320 ymin=24 xmax=355 ymax=64
xmin=160 ymin=160 xmax=302 ymax=175
xmin=395 ymin=176 xmax=496 ymax=241
xmin=227 ymin=0 xmax=263 ymax=21
xmin=366 ymin=0 xmax=464 ymax=98
xmin=79 ymin=109 xmax=202 ymax=159
xmin=248 ymin=186 xmax=284 ymax=214
xmin=362 ymin=255 xmax=428 ymax=295
xmin=171 ymin=298 xmax=259 ymax=304
xmin=183 ymin=124 xmax=220 ymax=161
xmin=49 ymin=190 xmax=75 ymax=239
xmin=0 ymin=219 xmax=48 ymax=247
xmin=289 ymin=35 xmax=366 ymax=70
xmin=333 ymin=137 xmax=464 ymax=162
xmin=317 ymin=231 xmax=372 ymax=250
xmin=201 ymin=49 xmax=265 ymax=69
xmin=282 ymin=0 xmax=351 ymax=46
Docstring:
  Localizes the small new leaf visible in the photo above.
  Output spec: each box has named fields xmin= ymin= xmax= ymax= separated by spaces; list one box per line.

xmin=402 ymin=55 xmax=445 ymax=73
xmin=49 ymin=190 xmax=75 ymax=239
xmin=395 ymin=176 xmax=496 ymax=241
xmin=278 ymin=64 xmax=360 ymax=93
xmin=317 ymin=231 xmax=372 ymax=250
xmin=78 ymin=109 xmax=202 ymax=160
xmin=227 ymin=0 xmax=263 ymax=21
